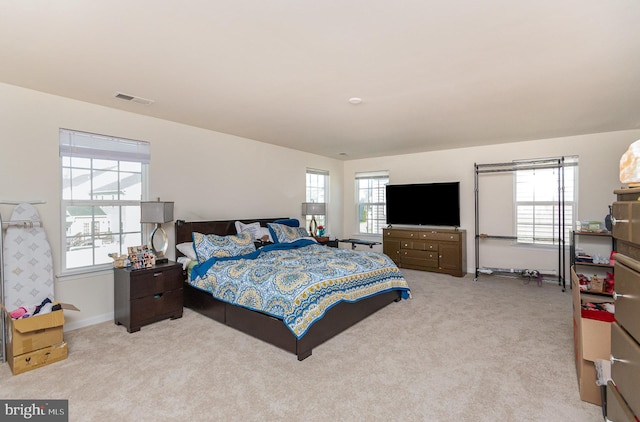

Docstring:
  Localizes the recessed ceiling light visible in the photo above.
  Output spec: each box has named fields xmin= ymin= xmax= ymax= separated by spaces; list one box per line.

xmin=348 ymin=97 xmax=362 ymax=105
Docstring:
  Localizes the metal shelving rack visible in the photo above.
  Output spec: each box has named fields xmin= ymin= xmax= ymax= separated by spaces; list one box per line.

xmin=474 ymin=157 xmax=567 ymax=291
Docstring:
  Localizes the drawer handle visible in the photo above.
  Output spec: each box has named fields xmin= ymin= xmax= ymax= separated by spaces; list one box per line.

xmin=613 ymin=292 xmax=626 ymax=300
xmin=153 ymin=272 xmax=163 ymax=277
xmin=611 ymin=217 xmax=629 ymax=225
xmin=153 ymin=293 xmax=163 ymax=299
xmin=610 ymin=355 xmax=625 ymax=365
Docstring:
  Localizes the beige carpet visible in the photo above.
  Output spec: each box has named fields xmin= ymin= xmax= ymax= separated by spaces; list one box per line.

xmin=0 ymin=270 xmax=603 ymax=421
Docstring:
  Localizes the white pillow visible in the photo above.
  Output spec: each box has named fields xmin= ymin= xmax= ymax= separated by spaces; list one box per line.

xmin=176 ymin=242 xmax=197 ymax=260
xmin=234 ymin=221 xmax=261 ymax=239
xmin=255 ymin=226 xmax=273 ymax=242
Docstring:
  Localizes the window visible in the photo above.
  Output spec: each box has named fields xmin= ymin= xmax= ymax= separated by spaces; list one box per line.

xmin=515 ymin=156 xmax=577 ymax=246
xmin=356 ymin=171 xmax=389 ymax=235
xmin=60 ymin=129 xmax=150 ymax=273
xmin=305 ymin=169 xmax=328 ymax=230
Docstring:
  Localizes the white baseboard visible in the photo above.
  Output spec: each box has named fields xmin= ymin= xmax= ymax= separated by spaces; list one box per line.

xmin=63 ymin=312 xmax=113 ymax=332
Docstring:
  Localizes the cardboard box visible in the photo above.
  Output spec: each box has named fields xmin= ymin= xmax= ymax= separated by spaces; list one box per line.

xmin=4 ymin=303 xmax=78 ymax=356
xmin=571 ymin=268 xmax=612 ymax=406
xmin=589 ymin=276 xmax=604 ymax=293
xmin=8 ymin=342 xmax=68 ymax=375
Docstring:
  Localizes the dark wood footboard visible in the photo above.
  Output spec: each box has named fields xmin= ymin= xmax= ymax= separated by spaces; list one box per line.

xmin=183 ymin=282 xmax=401 ymax=360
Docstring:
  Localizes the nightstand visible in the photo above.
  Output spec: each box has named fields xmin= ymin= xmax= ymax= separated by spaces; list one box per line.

xmin=114 ymin=261 xmax=183 ymax=333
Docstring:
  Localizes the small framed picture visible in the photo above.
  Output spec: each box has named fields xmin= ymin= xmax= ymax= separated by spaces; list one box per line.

xmin=128 ymin=245 xmax=153 ymax=270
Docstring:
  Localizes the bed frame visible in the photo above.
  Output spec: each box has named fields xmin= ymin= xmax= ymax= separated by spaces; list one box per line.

xmin=175 ymin=218 xmax=403 ymax=360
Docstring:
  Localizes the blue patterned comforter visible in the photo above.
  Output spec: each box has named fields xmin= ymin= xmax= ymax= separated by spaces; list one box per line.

xmin=189 ymin=240 xmax=411 ymax=338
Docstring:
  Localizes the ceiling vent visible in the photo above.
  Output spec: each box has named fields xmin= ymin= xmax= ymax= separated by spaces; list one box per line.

xmin=114 ymin=92 xmax=154 ymax=105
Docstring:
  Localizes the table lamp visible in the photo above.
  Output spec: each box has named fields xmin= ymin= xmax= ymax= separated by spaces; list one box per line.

xmin=301 ymin=202 xmax=326 ymax=236
xmin=140 ymin=199 xmax=174 ymax=263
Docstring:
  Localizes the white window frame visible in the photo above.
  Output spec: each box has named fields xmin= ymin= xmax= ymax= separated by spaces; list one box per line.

xmin=355 ymin=171 xmax=389 ymax=235
xmin=60 ymin=129 xmax=150 ymax=275
xmin=514 ymin=156 xmax=578 ymax=247
xmin=305 ymin=168 xmax=329 ymax=231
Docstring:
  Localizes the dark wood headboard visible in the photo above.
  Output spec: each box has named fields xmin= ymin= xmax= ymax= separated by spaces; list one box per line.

xmin=174 ymin=218 xmax=287 ymax=257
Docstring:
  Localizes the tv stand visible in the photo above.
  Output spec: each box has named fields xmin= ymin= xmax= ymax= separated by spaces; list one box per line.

xmin=383 ymin=227 xmax=467 ymax=277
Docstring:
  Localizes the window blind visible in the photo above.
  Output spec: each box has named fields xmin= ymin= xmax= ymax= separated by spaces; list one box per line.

xmin=59 ymin=128 xmax=150 ymax=163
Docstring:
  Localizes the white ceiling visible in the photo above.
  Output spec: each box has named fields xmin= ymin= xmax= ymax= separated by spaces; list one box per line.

xmin=1 ymin=1 xmax=639 ymax=160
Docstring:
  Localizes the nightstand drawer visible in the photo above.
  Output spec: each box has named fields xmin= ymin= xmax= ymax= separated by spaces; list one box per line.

xmin=130 ymin=288 xmax=183 ymax=327
xmin=130 ymin=266 xmax=183 ymax=299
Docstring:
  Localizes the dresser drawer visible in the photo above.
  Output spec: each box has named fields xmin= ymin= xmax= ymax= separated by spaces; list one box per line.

xmin=401 ymin=240 xmax=438 ymax=251
xmin=402 ymin=249 xmax=438 ymax=268
xmin=606 ymin=381 xmax=637 ymax=422
xmin=419 ymin=231 xmax=460 ymax=242
xmin=611 ymin=322 xmax=640 ymax=417
xmin=612 ymin=201 xmax=640 ymax=244
xmin=613 ymin=254 xmax=640 ymax=342
xmin=384 ymin=230 xmax=419 ymax=240
xmin=402 ymin=249 xmax=438 ymax=260
xmin=130 ymin=288 xmax=183 ymax=327
xmin=129 ymin=266 xmax=183 ymax=299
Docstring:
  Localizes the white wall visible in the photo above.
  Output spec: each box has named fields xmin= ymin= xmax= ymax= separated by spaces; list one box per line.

xmin=3 ymin=81 xmax=639 ymax=330
xmin=0 ymin=83 xmax=343 ymax=330
xmin=343 ymin=129 xmax=640 ymax=279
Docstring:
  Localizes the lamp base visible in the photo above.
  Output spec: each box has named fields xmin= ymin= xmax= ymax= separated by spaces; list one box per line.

xmin=149 ymin=224 xmax=169 ymax=263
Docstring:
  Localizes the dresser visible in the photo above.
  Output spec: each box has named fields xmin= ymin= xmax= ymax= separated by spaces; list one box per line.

xmin=114 ymin=261 xmax=183 ymax=333
xmin=382 ymin=227 xmax=466 ymax=277
xmin=608 ymin=188 xmax=640 ymax=420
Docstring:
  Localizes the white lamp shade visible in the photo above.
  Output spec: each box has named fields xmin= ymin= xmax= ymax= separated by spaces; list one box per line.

xmin=301 ymin=202 xmax=326 ymax=215
xmin=140 ymin=201 xmax=174 ymax=223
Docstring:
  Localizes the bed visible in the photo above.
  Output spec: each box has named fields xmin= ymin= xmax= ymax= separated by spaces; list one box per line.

xmin=175 ymin=218 xmax=411 ymax=360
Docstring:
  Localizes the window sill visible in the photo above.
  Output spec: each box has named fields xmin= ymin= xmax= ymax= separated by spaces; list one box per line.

xmin=56 ymin=266 xmax=113 ymax=282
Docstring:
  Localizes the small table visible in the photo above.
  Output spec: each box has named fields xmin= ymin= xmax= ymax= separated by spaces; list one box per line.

xmin=313 ymin=236 xmax=338 ymax=248
xmin=339 ymin=238 xmax=382 ymax=250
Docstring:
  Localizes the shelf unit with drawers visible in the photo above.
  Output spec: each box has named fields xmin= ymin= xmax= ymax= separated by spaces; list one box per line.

xmin=570 ymin=230 xmax=616 ymax=271
xmin=570 ymin=230 xmax=615 ymax=297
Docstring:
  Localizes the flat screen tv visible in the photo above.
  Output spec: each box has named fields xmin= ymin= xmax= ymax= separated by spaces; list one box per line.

xmin=386 ymin=182 xmax=460 ymax=227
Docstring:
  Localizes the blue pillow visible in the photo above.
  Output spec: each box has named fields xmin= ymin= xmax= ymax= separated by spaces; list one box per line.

xmin=192 ymin=231 xmax=256 ymax=263
xmin=267 ymin=223 xmax=309 ymax=244
xmin=273 ymin=218 xmax=299 ymax=227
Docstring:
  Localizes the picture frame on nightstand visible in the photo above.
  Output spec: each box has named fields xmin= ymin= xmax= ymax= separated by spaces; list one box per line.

xmin=127 ymin=245 xmax=153 ymax=270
